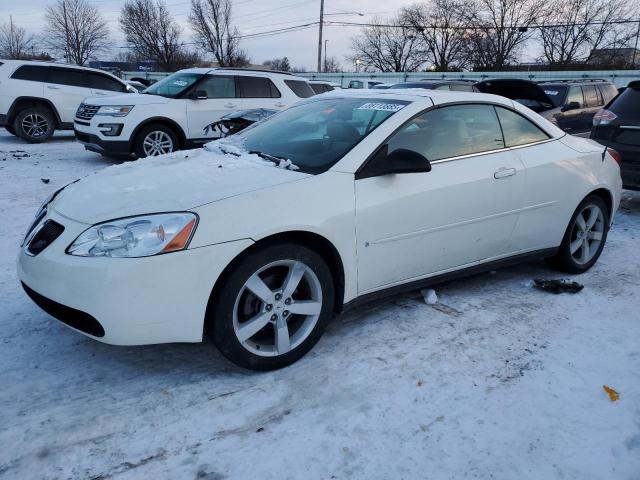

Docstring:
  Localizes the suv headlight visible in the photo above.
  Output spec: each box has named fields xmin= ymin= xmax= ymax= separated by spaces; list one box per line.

xmin=67 ymin=213 xmax=197 ymax=258
xmin=96 ymin=105 xmax=134 ymax=117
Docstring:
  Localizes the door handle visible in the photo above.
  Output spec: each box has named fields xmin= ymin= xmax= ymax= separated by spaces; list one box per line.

xmin=275 ymin=102 xmax=286 ymax=108
xmin=224 ymin=103 xmax=237 ymax=108
xmin=494 ymin=167 xmax=516 ymax=179
xmin=47 ymin=86 xmax=60 ymax=90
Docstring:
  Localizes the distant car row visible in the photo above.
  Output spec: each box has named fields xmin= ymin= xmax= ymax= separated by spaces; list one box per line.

xmin=0 ymin=60 xmax=638 ymax=188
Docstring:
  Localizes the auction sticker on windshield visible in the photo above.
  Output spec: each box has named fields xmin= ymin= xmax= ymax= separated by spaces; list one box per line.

xmin=357 ymin=102 xmax=406 ymax=112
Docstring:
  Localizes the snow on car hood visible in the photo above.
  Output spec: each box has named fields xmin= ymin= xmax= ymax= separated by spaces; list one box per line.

xmin=83 ymin=93 xmax=171 ymax=106
xmin=51 ymin=143 xmax=311 ymax=224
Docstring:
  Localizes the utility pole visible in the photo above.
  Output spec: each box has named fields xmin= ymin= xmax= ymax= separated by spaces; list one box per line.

xmin=316 ymin=0 xmax=324 ymax=72
xmin=62 ymin=0 xmax=71 ymax=64
xmin=324 ymin=39 xmax=329 ymax=72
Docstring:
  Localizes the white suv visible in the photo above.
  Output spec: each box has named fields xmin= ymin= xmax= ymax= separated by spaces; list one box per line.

xmin=73 ymin=68 xmax=316 ymax=158
xmin=0 ymin=60 xmax=131 ymax=143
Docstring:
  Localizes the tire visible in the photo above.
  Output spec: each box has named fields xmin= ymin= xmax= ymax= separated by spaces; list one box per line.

xmin=5 ymin=125 xmax=16 ymax=136
xmin=208 ymin=243 xmax=335 ymax=371
xmin=133 ymin=124 xmax=178 ymax=158
xmin=13 ymin=107 xmax=55 ymax=143
xmin=547 ymin=195 xmax=610 ymax=273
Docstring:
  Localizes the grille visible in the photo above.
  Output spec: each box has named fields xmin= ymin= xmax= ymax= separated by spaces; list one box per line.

xmin=27 ymin=220 xmax=64 ymax=256
xmin=76 ymin=103 xmax=100 ymax=121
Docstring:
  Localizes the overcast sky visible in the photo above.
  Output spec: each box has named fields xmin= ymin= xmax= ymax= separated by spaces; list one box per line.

xmin=2 ymin=0 xmax=426 ymax=69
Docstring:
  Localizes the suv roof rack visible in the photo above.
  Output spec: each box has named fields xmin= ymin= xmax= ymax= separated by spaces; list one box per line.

xmin=537 ymin=78 xmax=609 ymax=84
xmin=213 ymin=67 xmax=295 ymax=76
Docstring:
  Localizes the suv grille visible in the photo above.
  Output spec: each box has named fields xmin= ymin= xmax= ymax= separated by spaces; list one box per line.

xmin=26 ymin=220 xmax=64 ymax=256
xmin=76 ymin=103 xmax=100 ymax=121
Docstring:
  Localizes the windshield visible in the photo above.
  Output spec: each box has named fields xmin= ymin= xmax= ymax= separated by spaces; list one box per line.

xmin=237 ymin=97 xmax=409 ymax=174
xmin=143 ymin=73 xmax=203 ymax=98
xmin=541 ymin=85 xmax=568 ymax=107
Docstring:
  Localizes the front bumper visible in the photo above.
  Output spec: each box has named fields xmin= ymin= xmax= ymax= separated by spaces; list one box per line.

xmin=17 ymin=208 xmax=253 ymax=345
xmin=74 ymin=125 xmax=131 ymax=157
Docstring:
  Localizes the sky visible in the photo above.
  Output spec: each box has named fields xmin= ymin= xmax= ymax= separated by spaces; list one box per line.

xmin=1 ymin=0 xmax=419 ymax=70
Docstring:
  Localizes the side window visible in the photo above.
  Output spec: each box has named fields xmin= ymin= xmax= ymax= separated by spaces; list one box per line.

xmin=237 ymin=76 xmax=280 ymax=98
xmin=583 ymin=85 xmax=599 ymax=107
xmin=450 ymin=84 xmax=474 ymax=92
xmin=387 ymin=104 xmax=505 ymax=162
xmin=349 ymin=80 xmax=363 ymax=89
xmin=11 ymin=65 xmax=49 ymax=82
xmin=495 ymin=107 xmax=550 ymax=147
xmin=89 ymin=73 xmax=126 ymax=92
xmin=48 ymin=68 xmax=89 ymax=88
xmin=600 ymin=84 xmax=618 ymax=103
xmin=567 ymin=86 xmax=584 ymax=107
xmin=198 ymin=75 xmax=236 ymax=98
xmin=284 ymin=80 xmax=314 ymax=98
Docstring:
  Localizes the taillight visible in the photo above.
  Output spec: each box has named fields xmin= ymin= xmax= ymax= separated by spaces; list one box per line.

xmin=593 ymin=109 xmax=617 ymax=126
xmin=606 ymin=147 xmax=622 ymax=166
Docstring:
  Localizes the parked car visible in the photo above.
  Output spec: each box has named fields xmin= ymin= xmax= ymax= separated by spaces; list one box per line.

xmin=347 ymin=79 xmax=383 ymax=89
xmin=591 ymin=80 xmax=640 ymax=190
xmin=390 ymin=80 xmax=479 ymax=92
xmin=19 ymin=89 xmax=622 ymax=370
xmin=308 ymin=80 xmax=341 ymax=94
xmin=73 ymin=68 xmax=315 ymax=158
xmin=475 ymin=78 xmax=618 ymax=134
xmin=0 ymin=60 xmax=132 ymax=143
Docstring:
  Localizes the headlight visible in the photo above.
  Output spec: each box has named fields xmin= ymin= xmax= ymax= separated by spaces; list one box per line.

xmin=96 ymin=105 xmax=134 ymax=117
xmin=67 ymin=213 xmax=197 ymax=258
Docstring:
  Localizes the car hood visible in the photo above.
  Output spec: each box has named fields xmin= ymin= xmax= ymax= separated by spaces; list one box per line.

xmin=475 ymin=79 xmax=554 ymax=109
xmin=51 ymin=143 xmax=312 ymax=224
xmin=83 ymin=93 xmax=171 ymax=106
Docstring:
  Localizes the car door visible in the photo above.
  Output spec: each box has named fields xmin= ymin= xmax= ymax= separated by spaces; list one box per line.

xmin=87 ymin=72 xmax=127 ymax=98
xmin=185 ymin=74 xmax=239 ymax=141
xmin=557 ymin=86 xmax=585 ymax=133
xmin=354 ymin=104 xmax=526 ymax=293
xmin=581 ymin=85 xmax=601 ymax=132
xmin=44 ymin=67 xmax=94 ymax=123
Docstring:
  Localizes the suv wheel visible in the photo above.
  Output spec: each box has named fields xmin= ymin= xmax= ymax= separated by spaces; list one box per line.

xmin=208 ymin=244 xmax=335 ymax=370
xmin=14 ymin=107 xmax=55 ymax=143
xmin=134 ymin=124 xmax=178 ymax=158
xmin=547 ymin=195 xmax=609 ymax=273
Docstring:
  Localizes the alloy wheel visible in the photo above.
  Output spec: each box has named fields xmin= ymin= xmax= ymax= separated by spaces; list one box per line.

xmin=21 ymin=114 xmax=49 ymax=138
xmin=570 ymin=203 xmax=605 ymax=265
xmin=232 ymin=260 xmax=323 ymax=357
xmin=142 ymin=131 xmax=174 ymax=156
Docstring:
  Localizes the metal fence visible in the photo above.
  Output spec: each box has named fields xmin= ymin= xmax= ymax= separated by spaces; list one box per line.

xmin=123 ymin=69 xmax=640 ymax=88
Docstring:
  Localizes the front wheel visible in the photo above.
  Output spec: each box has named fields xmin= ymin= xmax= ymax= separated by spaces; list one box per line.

xmin=133 ymin=124 xmax=178 ymax=158
xmin=547 ymin=195 xmax=609 ymax=273
xmin=208 ymin=244 xmax=335 ymax=370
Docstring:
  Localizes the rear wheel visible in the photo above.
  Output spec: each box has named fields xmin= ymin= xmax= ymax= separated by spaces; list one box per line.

xmin=133 ymin=124 xmax=178 ymax=158
xmin=14 ymin=107 xmax=55 ymax=143
xmin=208 ymin=244 xmax=335 ymax=370
xmin=547 ymin=195 xmax=609 ymax=273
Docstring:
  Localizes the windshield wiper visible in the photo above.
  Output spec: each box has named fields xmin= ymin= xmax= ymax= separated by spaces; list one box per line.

xmin=249 ymin=150 xmax=299 ymax=170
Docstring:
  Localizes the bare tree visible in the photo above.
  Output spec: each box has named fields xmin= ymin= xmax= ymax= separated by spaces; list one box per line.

xmin=348 ymin=15 xmax=424 ymax=72
xmin=0 ymin=16 xmax=35 ymax=59
xmin=539 ymin=0 xmax=635 ymax=67
xmin=189 ymin=0 xmax=247 ymax=67
xmin=44 ymin=0 xmax=109 ymax=65
xmin=466 ymin=0 xmax=543 ymax=70
xmin=323 ymin=56 xmax=342 ymax=73
xmin=120 ymin=0 xmax=194 ymax=71
xmin=402 ymin=0 xmax=477 ymax=71
xmin=263 ymin=57 xmax=291 ymax=71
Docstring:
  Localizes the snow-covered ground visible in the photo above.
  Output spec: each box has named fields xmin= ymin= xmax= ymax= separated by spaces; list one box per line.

xmin=1 ymin=129 xmax=639 ymax=480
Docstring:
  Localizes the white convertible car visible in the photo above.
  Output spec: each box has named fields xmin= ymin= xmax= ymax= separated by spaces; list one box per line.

xmin=18 ymin=89 xmax=622 ymax=370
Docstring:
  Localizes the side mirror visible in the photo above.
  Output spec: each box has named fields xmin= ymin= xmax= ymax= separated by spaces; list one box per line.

xmin=358 ymin=145 xmax=431 ymax=179
xmin=562 ymin=101 xmax=580 ymax=112
xmin=192 ymin=90 xmax=208 ymax=100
